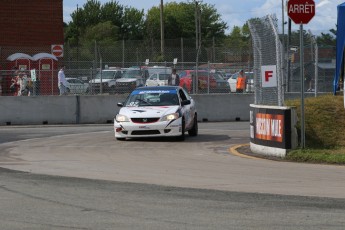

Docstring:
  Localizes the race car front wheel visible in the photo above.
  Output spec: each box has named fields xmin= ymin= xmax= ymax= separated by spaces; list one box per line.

xmin=188 ymin=114 xmax=198 ymax=136
xmin=177 ymin=118 xmax=185 ymax=141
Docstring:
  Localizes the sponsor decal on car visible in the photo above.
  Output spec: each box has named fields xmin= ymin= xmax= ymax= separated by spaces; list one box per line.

xmin=132 ymin=89 xmax=176 ymax=95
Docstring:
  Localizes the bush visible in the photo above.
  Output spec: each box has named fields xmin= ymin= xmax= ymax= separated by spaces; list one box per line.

xmin=286 ymin=94 xmax=345 ymax=149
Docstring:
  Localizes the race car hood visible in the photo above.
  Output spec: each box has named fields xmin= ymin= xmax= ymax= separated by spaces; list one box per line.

xmin=119 ymin=106 xmax=179 ymax=118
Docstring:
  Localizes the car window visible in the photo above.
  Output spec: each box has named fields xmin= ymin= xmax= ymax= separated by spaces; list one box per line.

xmin=159 ymin=93 xmax=179 ymax=106
xmin=212 ymin=73 xmax=224 ymax=80
xmin=125 ymin=89 xmax=179 ymax=107
xmin=231 ymin=73 xmax=239 ymax=79
xmin=179 ymin=89 xmax=188 ymax=101
xmin=158 ymin=74 xmax=170 ymax=80
xmin=95 ymin=71 xmax=118 ymax=79
xmin=115 ymin=71 xmax=122 ymax=78
xmin=122 ymin=69 xmax=141 ymax=79
xmin=245 ymin=72 xmax=254 ymax=80
xmin=148 ymin=74 xmax=158 ymax=80
xmin=178 ymin=71 xmax=187 ymax=78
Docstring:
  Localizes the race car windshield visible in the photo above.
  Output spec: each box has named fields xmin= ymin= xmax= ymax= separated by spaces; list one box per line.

xmin=125 ymin=91 xmax=179 ymax=107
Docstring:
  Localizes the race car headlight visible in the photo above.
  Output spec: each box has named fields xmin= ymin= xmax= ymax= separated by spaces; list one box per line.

xmin=161 ymin=113 xmax=179 ymax=121
xmin=116 ymin=114 xmax=129 ymax=122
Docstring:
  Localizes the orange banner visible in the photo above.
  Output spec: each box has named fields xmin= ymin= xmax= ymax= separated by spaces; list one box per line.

xmin=255 ymin=113 xmax=284 ymax=142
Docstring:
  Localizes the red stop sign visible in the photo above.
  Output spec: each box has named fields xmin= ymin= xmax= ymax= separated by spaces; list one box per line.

xmin=51 ymin=45 xmax=63 ymax=58
xmin=288 ymin=0 xmax=315 ymax=24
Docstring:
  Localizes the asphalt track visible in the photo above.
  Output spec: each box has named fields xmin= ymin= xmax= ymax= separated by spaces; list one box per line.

xmin=0 ymin=123 xmax=344 ymax=199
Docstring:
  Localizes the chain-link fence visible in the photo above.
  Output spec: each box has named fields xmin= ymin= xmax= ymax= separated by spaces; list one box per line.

xmin=0 ymin=33 xmax=335 ymax=97
xmin=248 ymin=15 xmax=336 ymax=107
xmin=249 ymin=15 xmax=284 ymax=106
xmin=0 ymin=37 xmax=252 ymax=96
xmin=286 ymin=30 xmax=335 ymax=94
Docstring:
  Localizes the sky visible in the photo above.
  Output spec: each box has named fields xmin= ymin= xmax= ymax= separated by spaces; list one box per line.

xmin=63 ymin=0 xmax=343 ymax=35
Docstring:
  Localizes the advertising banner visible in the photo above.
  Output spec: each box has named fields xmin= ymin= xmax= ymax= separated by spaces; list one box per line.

xmin=250 ymin=107 xmax=292 ymax=149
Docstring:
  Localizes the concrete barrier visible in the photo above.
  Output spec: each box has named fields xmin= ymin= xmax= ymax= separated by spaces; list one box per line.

xmin=0 ymin=96 xmax=77 ymax=125
xmin=0 ymin=94 xmax=254 ymax=125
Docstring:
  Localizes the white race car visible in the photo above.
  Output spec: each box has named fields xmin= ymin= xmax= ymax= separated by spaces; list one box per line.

xmin=114 ymin=86 xmax=198 ymax=141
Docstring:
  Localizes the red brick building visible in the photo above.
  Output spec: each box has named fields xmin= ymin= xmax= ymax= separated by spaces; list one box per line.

xmin=0 ymin=0 xmax=64 ymax=65
xmin=0 ymin=0 xmax=64 ymax=95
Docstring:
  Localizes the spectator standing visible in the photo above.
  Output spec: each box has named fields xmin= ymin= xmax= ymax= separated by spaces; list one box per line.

xmin=10 ymin=70 xmax=20 ymax=96
xmin=168 ymin=69 xmax=180 ymax=86
xmin=17 ymin=73 xmax=29 ymax=96
xmin=26 ymin=76 xmax=33 ymax=96
xmin=236 ymin=69 xmax=246 ymax=93
xmin=58 ymin=65 xmax=68 ymax=95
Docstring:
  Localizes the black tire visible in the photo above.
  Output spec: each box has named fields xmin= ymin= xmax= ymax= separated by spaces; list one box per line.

xmin=188 ymin=114 xmax=198 ymax=136
xmin=177 ymin=118 xmax=185 ymax=141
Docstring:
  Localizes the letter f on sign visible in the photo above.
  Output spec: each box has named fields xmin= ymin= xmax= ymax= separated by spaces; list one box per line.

xmin=265 ymin=71 xmax=273 ymax=82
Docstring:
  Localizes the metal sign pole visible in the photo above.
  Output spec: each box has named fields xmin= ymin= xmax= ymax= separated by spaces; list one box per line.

xmin=300 ymin=23 xmax=305 ymax=148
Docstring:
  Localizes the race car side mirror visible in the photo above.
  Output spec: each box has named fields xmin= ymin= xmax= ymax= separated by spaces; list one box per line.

xmin=181 ymin=100 xmax=191 ymax=106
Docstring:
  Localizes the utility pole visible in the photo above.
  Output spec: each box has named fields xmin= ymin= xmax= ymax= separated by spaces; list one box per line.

xmin=76 ymin=4 xmax=79 ymax=68
xmin=194 ymin=0 xmax=201 ymax=94
xmin=281 ymin=0 xmax=285 ymax=92
xmin=287 ymin=18 xmax=291 ymax=92
xmin=160 ymin=0 xmax=164 ymax=58
xmin=195 ymin=1 xmax=199 ymax=50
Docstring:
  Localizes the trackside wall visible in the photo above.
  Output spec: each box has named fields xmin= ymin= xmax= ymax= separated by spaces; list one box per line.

xmin=0 ymin=94 xmax=254 ymax=125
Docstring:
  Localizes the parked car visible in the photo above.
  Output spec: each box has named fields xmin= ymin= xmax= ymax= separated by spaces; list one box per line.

xmin=114 ymin=86 xmax=198 ymax=141
xmin=178 ymin=70 xmax=210 ymax=93
xmin=228 ymin=71 xmax=254 ymax=93
xmin=178 ymin=69 xmax=200 ymax=79
xmin=145 ymin=73 xmax=171 ymax=86
xmin=211 ymin=71 xmax=231 ymax=93
xmin=89 ymin=68 xmax=124 ymax=94
xmin=178 ymin=70 xmax=229 ymax=93
xmin=115 ymin=67 xmax=149 ymax=93
xmin=65 ymin=78 xmax=90 ymax=94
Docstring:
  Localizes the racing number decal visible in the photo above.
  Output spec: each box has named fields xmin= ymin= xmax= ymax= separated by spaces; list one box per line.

xmin=128 ymin=102 xmax=139 ymax=107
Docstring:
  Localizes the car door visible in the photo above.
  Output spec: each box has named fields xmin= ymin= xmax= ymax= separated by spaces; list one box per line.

xmin=67 ymin=79 xmax=77 ymax=94
xmin=228 ymin=73 xmax=238 ymax=92
xmin=146 ymin=74 xmax=158 ymax=86
xmin=76 ymin=78 xmax=88 ymax=94
xmin=69 ymin=79 xmax=86 ymax=94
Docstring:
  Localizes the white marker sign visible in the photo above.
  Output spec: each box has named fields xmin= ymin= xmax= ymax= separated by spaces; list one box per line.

xmin=261 ymin=65 xmax=277 ymax=88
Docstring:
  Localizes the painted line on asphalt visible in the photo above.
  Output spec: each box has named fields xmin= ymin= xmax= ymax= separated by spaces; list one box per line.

xmin=229 ymin=144 xmax=263 ymax=160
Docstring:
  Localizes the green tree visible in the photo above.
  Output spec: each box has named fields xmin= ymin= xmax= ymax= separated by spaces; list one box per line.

xmin=83 ymin=21 xmax=119 ymax=46
xmin=316 ymin=28 xmax=336 ymax=46
xmin=145 ymin=2 xmax=227 ymax=42
xmin=121 ymin=7 xmax=145 ymax=40
xmin=64 ymin=0 xmax=145 ymax=44
xmin=223 ymin=24 xmax=251 ymax=50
